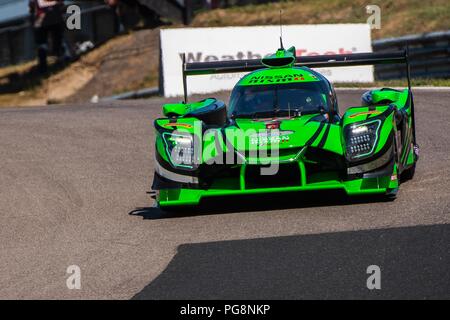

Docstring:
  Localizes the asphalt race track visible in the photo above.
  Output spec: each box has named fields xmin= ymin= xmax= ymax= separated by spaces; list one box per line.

xmin=0 ymin=89 xmax=449 ymax=299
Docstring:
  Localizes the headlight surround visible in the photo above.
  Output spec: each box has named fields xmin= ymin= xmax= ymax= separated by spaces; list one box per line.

xmin=163 ymin=133 xmax=197 ymax=169
xmin=345 ymin=119 xmax=381 ymax=161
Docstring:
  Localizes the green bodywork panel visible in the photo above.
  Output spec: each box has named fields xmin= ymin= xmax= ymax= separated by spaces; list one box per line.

xmin=162 ymin=98 xmax=216 ymax=117
xmin=153 ymin=49 xmax=416 ymax=206
xmin=230 ymin=116 xmax=342 ymax=155
xmin=372 ymin=89 xmax=407 ymax=106
xmin=155 ymin=114 xmax=344 ymax=166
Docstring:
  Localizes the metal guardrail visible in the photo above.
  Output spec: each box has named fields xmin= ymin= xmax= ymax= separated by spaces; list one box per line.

xmin=373 ymin=30 xmax=450 ymax=80
xmin=100 ymin=86 xmax=159 ymax=101
xmin=0 ymin=20 xmax=34 ymax=67
xmin=0 ymin=21 xmax=29 ymax=35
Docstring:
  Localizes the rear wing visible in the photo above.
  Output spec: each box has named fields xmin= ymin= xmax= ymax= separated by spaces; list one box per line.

xmin=181 ymin=49 xmax=412 ymax=102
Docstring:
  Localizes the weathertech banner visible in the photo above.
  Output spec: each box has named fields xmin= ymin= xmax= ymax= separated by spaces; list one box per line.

xmin=160 ymin=24 xmax=373 ymax=97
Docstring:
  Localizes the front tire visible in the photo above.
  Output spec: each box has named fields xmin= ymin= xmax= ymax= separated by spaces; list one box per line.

xmin=401 ymin=164 xmax=416 ymax=181
xmin=385 ymin=188 xmax=398 ymax=200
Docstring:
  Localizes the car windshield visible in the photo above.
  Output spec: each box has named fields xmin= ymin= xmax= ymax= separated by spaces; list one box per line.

xmin=229 ymin=81 xmax=331 ymax=118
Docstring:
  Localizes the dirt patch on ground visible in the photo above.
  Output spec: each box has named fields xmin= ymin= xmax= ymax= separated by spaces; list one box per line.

xmin=0 ymin=90 xmax=47 ymax=108
xmin=0 ymin=28 xmax=159 ymax=107
xmin=45 ymin=64 xmax=97 ymax=104
xmin=65 ymin=28 xmax=159 ymax=103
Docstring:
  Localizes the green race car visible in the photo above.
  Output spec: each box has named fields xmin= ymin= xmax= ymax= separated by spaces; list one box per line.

xmin=152 ymin=45 xmax=419 ymax=209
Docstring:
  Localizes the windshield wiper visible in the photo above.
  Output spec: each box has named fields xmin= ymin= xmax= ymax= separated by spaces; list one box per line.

xmin=232 ymin=111 xmax=276 ymax=119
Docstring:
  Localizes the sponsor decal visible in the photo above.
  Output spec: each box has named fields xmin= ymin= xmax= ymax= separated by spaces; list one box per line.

xmin=161 ymin=25 xmax=373 ymax=96
xmin=296 ymin=47 xmax=355 ymax=56
xmin=265 ymin=121 xmax=280 ymax=130
xmin=250 ymin=131 xmax=292 ymax=146
xmin=247 ymin=74 xmax=305 ymax=84
xmin=349 ymin=110 xmax=381 ymax=118
xmin=181 ymin=48 xmax=357 ymax=64
xmin=163 ymin=123 xmax=193 ymax=129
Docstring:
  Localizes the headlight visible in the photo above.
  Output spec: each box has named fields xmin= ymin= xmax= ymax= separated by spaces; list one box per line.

xmin=345 ymin=120 xmax=381 ymax=161
xmin=163 ymin=133 xmax=197 ymax=169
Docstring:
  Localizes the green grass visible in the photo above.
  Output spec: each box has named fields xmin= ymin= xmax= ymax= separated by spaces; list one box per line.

xmin=334 ymin=78 xmax=450 ymax=88
xmin=192 ymin=0 xmax=450 ymax=39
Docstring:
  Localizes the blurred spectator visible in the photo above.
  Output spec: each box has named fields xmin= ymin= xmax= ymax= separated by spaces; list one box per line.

xmin=205 ymin=0 xmax=221 ymax=9
xmin=29 ymin=0 xmax=65 ymax=73
xmin=105 ymin=0 xmax=163 ymax=31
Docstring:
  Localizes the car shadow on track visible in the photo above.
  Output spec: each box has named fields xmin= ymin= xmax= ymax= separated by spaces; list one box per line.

xmin=132 ymin=223 xmax=450 ymax=299
xmin=129 ymin=190 xmax=394 ymax=220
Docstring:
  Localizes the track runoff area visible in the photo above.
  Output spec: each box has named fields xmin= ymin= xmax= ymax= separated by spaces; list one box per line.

xmin=0 ymin=87 xmax=449 ymax=305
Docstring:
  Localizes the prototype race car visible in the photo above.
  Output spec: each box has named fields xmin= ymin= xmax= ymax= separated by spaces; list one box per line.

xmin=152 ymin=45 xmax=419 ymax=209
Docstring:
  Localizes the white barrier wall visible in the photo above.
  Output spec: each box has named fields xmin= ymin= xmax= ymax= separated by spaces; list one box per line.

xmin=160 ymin=24 xmax=373 ymax=97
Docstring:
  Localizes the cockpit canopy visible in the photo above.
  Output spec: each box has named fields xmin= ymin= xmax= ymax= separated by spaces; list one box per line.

xmin=229 ymin=79 xmax=332 ymax=119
